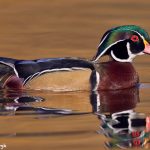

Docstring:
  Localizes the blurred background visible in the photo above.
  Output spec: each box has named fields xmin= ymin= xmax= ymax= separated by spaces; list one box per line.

xmin=0 ymin=1 xmax=150 ymax=150
xmin=0 ymin=0 xmax=150 ymax=60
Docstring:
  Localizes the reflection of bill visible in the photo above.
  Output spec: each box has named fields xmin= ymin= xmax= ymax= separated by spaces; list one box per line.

xmin=0 ymin=144 xmax=6 ymax=150
xmin=90 ymin=87 xmax=150 ymax=149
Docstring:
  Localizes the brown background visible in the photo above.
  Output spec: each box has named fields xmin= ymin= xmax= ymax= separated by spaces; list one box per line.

xmin=0 ymin=0 xmax=150 ymax=60
xmin=0 ymin=1 xmax=150 ymax=150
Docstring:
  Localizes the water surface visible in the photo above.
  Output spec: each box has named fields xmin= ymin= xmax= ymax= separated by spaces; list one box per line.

xmin=0 ymin=0 xmax=150 ymax=150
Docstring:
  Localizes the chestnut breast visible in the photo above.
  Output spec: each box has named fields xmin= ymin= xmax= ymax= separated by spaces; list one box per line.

xmin=95 ymin=61 xmax=139 ymax=90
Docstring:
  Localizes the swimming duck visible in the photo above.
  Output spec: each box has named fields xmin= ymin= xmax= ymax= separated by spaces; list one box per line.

xmin=0 ymin=25 xmax=150 ymax=91
xmin=91 ymin=25 xmax=150 ymax=90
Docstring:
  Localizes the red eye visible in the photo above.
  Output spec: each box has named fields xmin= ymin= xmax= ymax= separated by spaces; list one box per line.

xmin=131 ymin=35 xmax=139 ymax=42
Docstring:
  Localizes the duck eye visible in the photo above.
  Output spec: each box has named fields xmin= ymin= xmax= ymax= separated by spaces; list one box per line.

xmin=131 ymin=35 xmax=139 ymax=42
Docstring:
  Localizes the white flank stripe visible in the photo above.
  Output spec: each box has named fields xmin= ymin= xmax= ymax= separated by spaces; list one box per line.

xmin=93 ymin=71 xmax=100 ymax=91
xmin=0 ymin=61 xmax=19 ymax=77
xmin=23 ymin=67 xmax=89 ymax=85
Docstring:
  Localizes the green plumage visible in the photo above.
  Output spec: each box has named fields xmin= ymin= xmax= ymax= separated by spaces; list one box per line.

xmin=93 ymin=25 xmax=150 ymax=61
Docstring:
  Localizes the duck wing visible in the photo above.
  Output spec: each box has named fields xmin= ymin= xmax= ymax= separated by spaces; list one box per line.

xmin=14 ymin=57 xmax=94 ymax=85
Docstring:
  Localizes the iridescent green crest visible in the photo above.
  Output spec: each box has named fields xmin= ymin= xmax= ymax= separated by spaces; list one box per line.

xmin=93 ymin=25 xmax=150 ymax=61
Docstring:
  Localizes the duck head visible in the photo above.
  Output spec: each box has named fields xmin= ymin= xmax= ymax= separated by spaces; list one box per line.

xmin=92 ymin=25 xmax=150 ymax=62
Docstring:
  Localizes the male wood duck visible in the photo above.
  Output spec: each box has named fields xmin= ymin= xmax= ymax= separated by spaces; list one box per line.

xmin=91 ymin=25 xmax=150 ymax=90
xmin=0 ymin=25 xmax=150 ymax=91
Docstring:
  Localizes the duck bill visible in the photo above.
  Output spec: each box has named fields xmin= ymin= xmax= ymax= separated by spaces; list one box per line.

xmin=144 ymin=40 xmax=150 ymax=54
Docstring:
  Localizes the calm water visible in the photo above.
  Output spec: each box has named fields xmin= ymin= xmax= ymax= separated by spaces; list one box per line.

xmin=0 ymin=85 xmax=149 ymax=150
xmin=0 ymin=0 xmax=150 ymax=150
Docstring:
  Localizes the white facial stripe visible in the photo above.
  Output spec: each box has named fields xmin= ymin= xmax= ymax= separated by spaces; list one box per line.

xmin=98 ymin=33 xmax=109 ymax=48
xmin=93 ymin=33 xmax=109 ymax=62
xmin=110 ymin=50 xmax=128 ymax=62
xmin=126 ymin=42 xmax=137 ymax=61
xmin=128 ymin=29 xmax=145 ymax=40
xmin=137 ymin=52 xmax=144 ymax=55
xmin=94 ymin=28 xmax=146 ymax=62
xmin=93 ymin=39 xmax=125 ymax=62
xmin=110 ymin=42 xmax=136 ymax=62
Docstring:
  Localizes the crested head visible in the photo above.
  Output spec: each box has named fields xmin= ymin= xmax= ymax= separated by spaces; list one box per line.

xmin=92 ymin=25 xmax=150 ymax=62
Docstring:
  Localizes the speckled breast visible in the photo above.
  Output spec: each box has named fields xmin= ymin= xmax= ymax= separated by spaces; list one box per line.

xmin=95 ymin=61 xmax=139 ymax=90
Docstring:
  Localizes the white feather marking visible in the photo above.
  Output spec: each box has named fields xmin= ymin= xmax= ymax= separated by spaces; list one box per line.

xmin=93 ymin=71 xmax=100 ymax=91
xmin=23 ymin=67 xmax=89 ymax=85
xmin=111 ymin=42 xmax=136 ymax=62
xmin=93 ymin=29 xmax=146 ymax=62
xmin=126 ymin=42 xmax=137 ymax=61
xmin=93 ymin=39 xmax=125 ymax=62
xmin=92 ymin=33 xmax=109 ymax=62
xmin=107 ymin=109 xmax=134 ymax=133
xmin=97 ymin=33 xmax=109 ymax=48
xmin=137 ymin=52 xmax=144 ymax=55
xmin=0 ymin=61 xmax=19 ymax=77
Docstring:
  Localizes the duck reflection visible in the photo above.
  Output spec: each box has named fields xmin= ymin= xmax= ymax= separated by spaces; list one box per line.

xmin=90 ymin=88 xmax=150 ymax=149
xmin=0 ymin=86 xmax=150 ymax=148
xmin=0 ymin=90 xmax=74 ymax=116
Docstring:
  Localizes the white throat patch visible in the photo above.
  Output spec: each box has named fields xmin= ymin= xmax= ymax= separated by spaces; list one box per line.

xmin=111 ymin=42 xmax=137 ymax=62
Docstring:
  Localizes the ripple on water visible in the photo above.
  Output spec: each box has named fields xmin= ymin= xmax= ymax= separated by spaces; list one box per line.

xmin=0 ymin=85 xmax=149 ymax=149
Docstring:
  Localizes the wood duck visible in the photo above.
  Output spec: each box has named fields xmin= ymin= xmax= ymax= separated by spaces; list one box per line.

xmin=91 ymin=25 xmax=150 ymax=90
xmin=0 ymin=25 xmax=150 ymax=91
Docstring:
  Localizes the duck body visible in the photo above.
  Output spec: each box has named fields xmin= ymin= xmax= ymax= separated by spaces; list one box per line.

xmin=0 ymin=25 xmax=149 ymax=91
xmin=0 ymin=57 xmax=95 ymax=91
xmin=0 ymin=57 xmax=139 ymax=91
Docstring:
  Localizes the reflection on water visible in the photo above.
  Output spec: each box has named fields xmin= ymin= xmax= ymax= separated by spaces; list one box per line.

xmin=0 ymin=0 xmax=150 ymax=149
xmin=91 ymin=88 xmax=150 ymax=149
xmin=0 ymin=86 xmax=150 ymax=149
xmin=101 ymin=111 xmax=150 ymax=149
xmin=0 ymin=90 xmax=80 ymax=116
